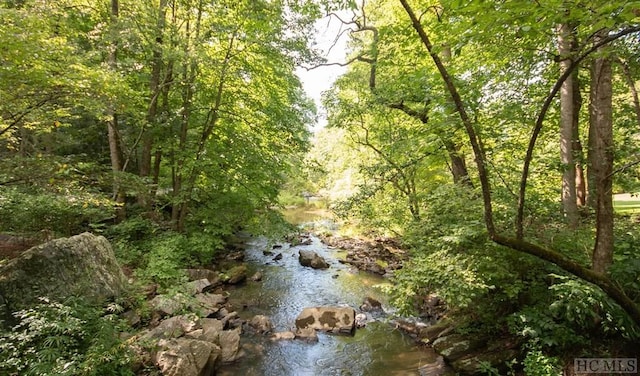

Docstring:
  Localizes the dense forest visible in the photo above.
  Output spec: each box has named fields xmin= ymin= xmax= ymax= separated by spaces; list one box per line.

xmin=1 ymin=0 xmax=639 ymax=375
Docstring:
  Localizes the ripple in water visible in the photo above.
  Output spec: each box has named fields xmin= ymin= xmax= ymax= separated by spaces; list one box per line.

xmin=217 ymin=234 xmax=439 ymax=376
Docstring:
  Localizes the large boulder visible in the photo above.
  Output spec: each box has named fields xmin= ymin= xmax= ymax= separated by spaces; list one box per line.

xmin=185 ymin=269 xmax=221 ymax=286
xmin=298 ymin=250 xmax=329 ymax=269
xmin=218 ymin=327 xmax=242 ymax=363
xmin=140 ymin=314 xmax=200 ymax=341
xmin=295 ymin=306 xmax=355 ymax=335
xmin=150 ymin=294 xmax=185 ymax=317
xmin=0 ymin=232 xmax=127 ymax=313
xmin=154 ymin=338 xmax=220 ymax=376
xmin=137 ymin=315 xmax=243 ymax=375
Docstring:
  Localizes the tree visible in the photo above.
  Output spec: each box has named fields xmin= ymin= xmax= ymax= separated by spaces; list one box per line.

xmin=589 ymin=30 xmax=614 ymax=274
xmin=397 ymin=0 xmax=640 ymax=325
xmin=558 ymin=19 xmax=579 ymax=226
xmin=0 ymin=0 xmax=319 ymax=238
xmin=106 ymin=0 xmax=127 ymax=222
xmin=319 ymin=4 xmax=472 ymax=186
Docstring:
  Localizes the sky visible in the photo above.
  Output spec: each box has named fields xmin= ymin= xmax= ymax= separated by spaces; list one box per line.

xmin=296 ymin=14 xmax=351 ymax=132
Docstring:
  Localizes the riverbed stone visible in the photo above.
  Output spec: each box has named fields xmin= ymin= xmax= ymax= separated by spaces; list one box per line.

xmin=219 ymin=327 xmax=242 ymax=363
xmin=360 ymin=296 xmax=383 ymax=311
xmin=0 ymin=232 xmax=128 ymax=314
xmin=185 ymin=269 xmax=221 ymax=286
xmin=418 ymin=318 xmax=454 ymax=344
xmin=190 ymin=293 xmax=225 ymax=317
xmin=271 ymin=331 xmax=296 ymax=341
xmin=150 ymin=294 xmax=184 ymax=317
xmin=295 ymin=306 xmax=355 ymax=335
xmin=249 ymin=314 xmax=273 ymax=334
xmin=201 ymin=318 xmax=225 ymax=340
xmin=295 ymin=327 xmax=318 ymax=342
xmin=183 ymin=279 xmax=213 ymax=295
xmin=355 ymin=313 xmax=368 ymax=328
xmin=432 ymin=334 xmax=486 ymax=362
xmin=154 ymin=337 xmax=220 ymax=376
xmin=121 ymin=310 xmax=141 ymax=327
xmin=223 ymin=264 xmax=248 ymax=284
xmin=141 ymin=314 xmax=200 ymax=341
xmin=298 ymin=250 xmax=329 ymax=269
xmin=185 ymin=318 xmax=224 ymax=343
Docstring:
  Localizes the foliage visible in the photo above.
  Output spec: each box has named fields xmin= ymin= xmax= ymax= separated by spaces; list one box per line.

xmin=114 ymin=230 xmax=210 ymax=289
xmin=383 ymin=184 xmax=640 ymax=358
xmin=0 ymin=186 xmax=113 ymax=236
xmin=0 ymin=297 xmax=134 ymax=376
xmin=384 ymin=185 xmax=544 ymax=318
xmin=385 ymin=248 xmax=492 ymax=313
xmin=548 ymin=276 xmax=640 ymax=340
xmin=133 ymin=236 xmax=187 ymax=289
xmin=310 ymin=0 xmax=640 ymax=370
xmin=245 ymin=208 xmax=299 ymax=242
xmin=522 ymin=348 xmax=562 ymax=376
xmin=0 ymin=0 xmax=319 ymax=233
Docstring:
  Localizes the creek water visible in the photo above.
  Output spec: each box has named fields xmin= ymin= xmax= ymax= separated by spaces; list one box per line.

xmin=216 ymin=208 xmax=438 ymax=376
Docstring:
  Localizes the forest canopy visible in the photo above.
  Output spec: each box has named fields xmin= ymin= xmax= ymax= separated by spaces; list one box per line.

xmin=1 ymin=0 xmax=640 ymax=374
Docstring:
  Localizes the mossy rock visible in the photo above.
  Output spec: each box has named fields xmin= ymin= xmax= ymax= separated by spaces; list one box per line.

xmin=0 ymin=232 xmax=128 ymax=316
xmin=222 ymin=264 xmax=248 ymax=285
xmin=432 ymin=334 xmax=487 ymax=362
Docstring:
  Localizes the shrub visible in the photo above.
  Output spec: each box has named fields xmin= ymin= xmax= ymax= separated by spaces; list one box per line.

xmin=134 ymin=233 xmax=190 ymax=288
xmin=0 ymin=187 xmax=113 ymax=236
xmin=107 ymin=216 xmax=159 ymax=267
xmin=0 ymin=297 xmax=134 ymax=376
xmin=522 ymin=348 xmax=562 ymax=376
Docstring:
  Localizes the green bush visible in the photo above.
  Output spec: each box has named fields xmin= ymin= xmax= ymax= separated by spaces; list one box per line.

xmin=107 ymin=216 xmax=159 ymax=267
xmin=385 ymin=185 xmax=547 ymax=320
xmin=522 ymin=348 xmax=562 ymax=376
xmin=133 ymin=233 xmax=190 ymax=288
xmin=130 ymin=231 xmax=227 ymax=289
xmin=548 ymin=276 xmax=640 ymax=341
xmin=0 ymin=297 xmax=134 ymax=376
xmin=0 ymin=187 xmax=113 ymax=236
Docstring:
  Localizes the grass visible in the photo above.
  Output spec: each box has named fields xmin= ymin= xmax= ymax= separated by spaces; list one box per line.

xmin=613 ymin=193 xmax=640 ymax=214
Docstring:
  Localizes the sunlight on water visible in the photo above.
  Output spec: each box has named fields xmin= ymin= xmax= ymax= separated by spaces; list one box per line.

xmin=217 ymin=226 xmax=440 ymax=376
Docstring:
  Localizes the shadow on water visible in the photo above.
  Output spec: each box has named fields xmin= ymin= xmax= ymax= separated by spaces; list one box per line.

xmin=217 ymin=207 xmax=438 ymax=375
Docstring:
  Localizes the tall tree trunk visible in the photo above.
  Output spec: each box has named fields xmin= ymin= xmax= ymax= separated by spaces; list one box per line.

xmin=586 ymin=109 xmax=597 ymax=208
xmin=574 ymin=139 xmax=587 ymax=208
xmin=107 ymin=0 xmax=126 ymax=222
xmin=139 ymin=0 xmax=168 ymax=209
xmin=440 ymin=46 xmax=472 ymax=186
xmin=172 ymin=0 xmax=205 ymax=232
xmin=571 ymin=51 xmax=586 ymax=208
xmin=444 ymin=139 xmax=470 ymax=186
xmin=589 ymin=32 xmax=614 ymax=274
xmin=558 ymin=22 xmax=578 ymax=227
xmin=171 ymin=15 xmax=193 ymax=230
xmin=358 ymin=23 xmax=471 ymax=187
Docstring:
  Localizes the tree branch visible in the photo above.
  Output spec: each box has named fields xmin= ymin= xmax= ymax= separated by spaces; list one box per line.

xmin=0 ymin=97 xmax=53 ymax=137
xmin=493 ymin=234 xmax=640 ymax=325
xmin=399 ymin=0 xmax=495 ymax=235
xmin=388 ymin=101 xmax=428 ymax=123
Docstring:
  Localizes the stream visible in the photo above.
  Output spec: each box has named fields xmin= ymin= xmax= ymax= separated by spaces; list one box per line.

xmin=216 ymin=209 xmax=440 ymax=375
